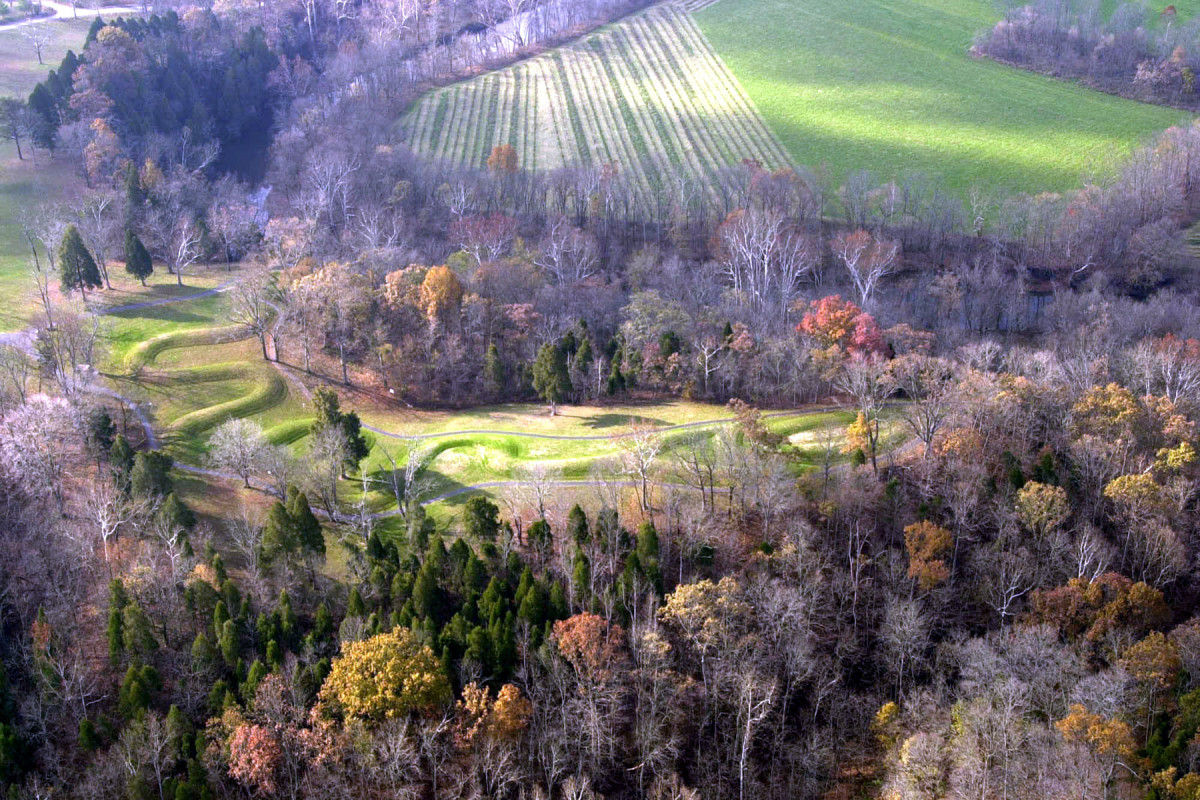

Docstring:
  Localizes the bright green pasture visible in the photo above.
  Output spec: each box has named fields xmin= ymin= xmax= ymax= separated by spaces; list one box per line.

xmin=695 ymin=0 xmax=1193 ymax=195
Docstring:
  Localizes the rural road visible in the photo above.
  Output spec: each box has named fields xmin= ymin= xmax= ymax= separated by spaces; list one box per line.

xmin=0 ymin=1 xmax=139 ymax=31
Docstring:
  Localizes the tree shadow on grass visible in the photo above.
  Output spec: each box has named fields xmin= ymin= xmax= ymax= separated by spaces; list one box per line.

xmin=583 ymin=413 xmax=669 ymax=430
xmin=108 ymin=305 xmax=215 ymax=324
xmin=362 ymin=465 xmax=473 ymax=510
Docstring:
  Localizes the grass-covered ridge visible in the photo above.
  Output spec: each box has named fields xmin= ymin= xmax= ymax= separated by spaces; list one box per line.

xmin=100 ymin=291 xmax=895 ymax=513
xmin=695 ymin=0 xmax=1193 ymax=194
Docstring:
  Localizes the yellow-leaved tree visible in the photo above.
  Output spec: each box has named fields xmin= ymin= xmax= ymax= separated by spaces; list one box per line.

xmin=318 ymin=628 xmax=450 ymax=722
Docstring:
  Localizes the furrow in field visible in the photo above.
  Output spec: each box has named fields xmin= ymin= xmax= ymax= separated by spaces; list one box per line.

xmin=649 ymin=9 xmax=775 ymax=178
xmin=671 ymin=10 xmax=793 ymax=167
xmin=560 ymin=46 xmax=617 ymax=167
xmin=481 ymin=74 xmax=503 ymax=168
xmin=461 ymin=78 xmax=490 ymax=167
xmin=587 ymin=31 xmax=666 ymax=205
xmin=621 ymin=13 xmax=724 ymax=205
xmin=460 ymin=77 xmax=486 ymax=168
xmin=637 ymin=10 xmax=747 ymax=168
xmin=538 ymin=58 xmax=572 ymax=170
xmin=577 ymin=37 xmax=656 ymax=205
xmin=408 ymin=94 xmax=433 ymax=153
xmin=452 ymin=83 xmax=481 ymax=165
xmin=434 ymin=87 xmax=460 ymax=162
xmin=609 ymin=25 xmax=687 ymax=174
xmin=495 ymin=70 xmax=514 ymax=151
xmin=396 ymin=2 xmax=795 ymax=213
xmin=550 ymin=52 xmax=593 ymax=167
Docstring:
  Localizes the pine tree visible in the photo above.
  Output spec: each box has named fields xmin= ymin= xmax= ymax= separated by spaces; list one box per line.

xmin=58 ymin=225 xmax=101 ymax=300
xmin=277 ymin=589 xmax=297 ymax=644
xmin=484 ymin=342 xmax=505 ymax=398
xmin=85 ymin=407 xmax=115 ymax=459
xmin=607 ymin=358 xmax=626 ymax=396
xmin=260 ymin=501 xmax=296 ymax=567
xmin=463 ymin=496 xmax=501 ymax=541
xmin=218 ymin=620 xmax=238 ymax=667
xmin=110 ymin=434 xmax=135 ymax=491
xmin=130 ymin=450 xmax=173 ymax=498
xmin=157 ymin=492 xmax=196 ymax=531
xmin=287 ymin=489 xmax=324 ymax=558
xmin=124 ymin=229 xmax=153 ymax=285
xmin=532 ymin=342 xmax=571 ymax=415
xmin=347 ymin=587 xmax=366 ymax=617
xmin=567 ymin=504 xmax=590 ymax=544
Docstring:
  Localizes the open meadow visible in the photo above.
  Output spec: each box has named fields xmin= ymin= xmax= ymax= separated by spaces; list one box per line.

xmin=694 ymin=0 xmax=1194 ymax=194
xmin=0 ymin=18 xmax=90 ymax=331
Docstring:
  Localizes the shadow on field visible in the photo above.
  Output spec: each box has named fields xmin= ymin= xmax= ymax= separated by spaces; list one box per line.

xmin=110 ymin=305 xmax=213 ymax=324
xmin=364 ymin=465 xmax=471 ymax=509
xmin=584 ymin=413 xmax=668 ymax=430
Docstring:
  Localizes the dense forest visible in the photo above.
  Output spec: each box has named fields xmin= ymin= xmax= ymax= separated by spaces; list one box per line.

xmin=5 ymin=1 xmax=1200 ymax=799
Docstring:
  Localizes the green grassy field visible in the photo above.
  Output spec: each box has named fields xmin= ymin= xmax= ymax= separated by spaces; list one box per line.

xmin=694 ymin=0 xmax=1193 ymax=195
xmin=0 ymin=18 xmax=91 ymax=98
xmin=0 ymin=19 xmax=91 ymax=331
xmin=99 ymin=292 xmax=894 ymax=517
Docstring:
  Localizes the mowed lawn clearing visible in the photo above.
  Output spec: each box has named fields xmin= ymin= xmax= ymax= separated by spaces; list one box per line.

xmin=694 ymin=0 xmax=1193 ymax=195
xmin=0 ymin=19 xmax=91 ymax=331
xmin=0 ymin=18 xmax=91 ymax=98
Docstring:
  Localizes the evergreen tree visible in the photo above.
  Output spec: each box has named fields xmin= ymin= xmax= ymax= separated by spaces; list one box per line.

xmin=110 ymin=433 xmax=135 ymax=491
xmin=287 ymin=489 xmax=324 ymax=557
xmin=77 ymin=718 xmax=99 ymax=751
xmin=484 ymin=342 xmax=505 ymax=398
xmin=58 ymin=225 xmax=102 ymax=300
xmin=462 ymin=496 xmax=501 ymax=541
xmin=572 ymin=552 xmax=590 ymax=603
xmin=85 ymin=407 xmax=115 ymax=460
xmin=532 ymin=342 xmax=571 ymax=415
xmin=218 ymin=620 xmax=238 ymax=667
xmin=191 ymin=633 xmax=214 ymax=671
xmin=157 ymin=492 xmax=196 ymax=531
xmin=310 ymin=387 xmax=369 ymax=471
xmin=567 ymin=504 xmax=590 ymax=545
xmin=347 ymin=587 xmax=366 ymax=618
xmin=107 ymin=604 xmax=125 ymax=665
xmin=607 ymin=358 xmax=626 ymax=396
xmin=124 ymin=229 xmax=153 ymax=285
xmin=260 ymin=501 xmax=296 ymax=567
xmin=123 ymin=162 xmax=145 ymax=216
xmin=277 ymin=589 xmax=297 ymax=643
xmin=636 ymin=521 xmax=661 ymax=573
xmin=130 ymin=450 xmax=173 ymax=498
xmin=528 ymin=519 xmax=552 ymax=551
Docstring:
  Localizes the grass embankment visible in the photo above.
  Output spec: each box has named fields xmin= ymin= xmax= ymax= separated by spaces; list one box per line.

xmin=103 ymin=290 xmax=894 ymax=519
xmin=695 ymin=0 xmax=1193 ymax=195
